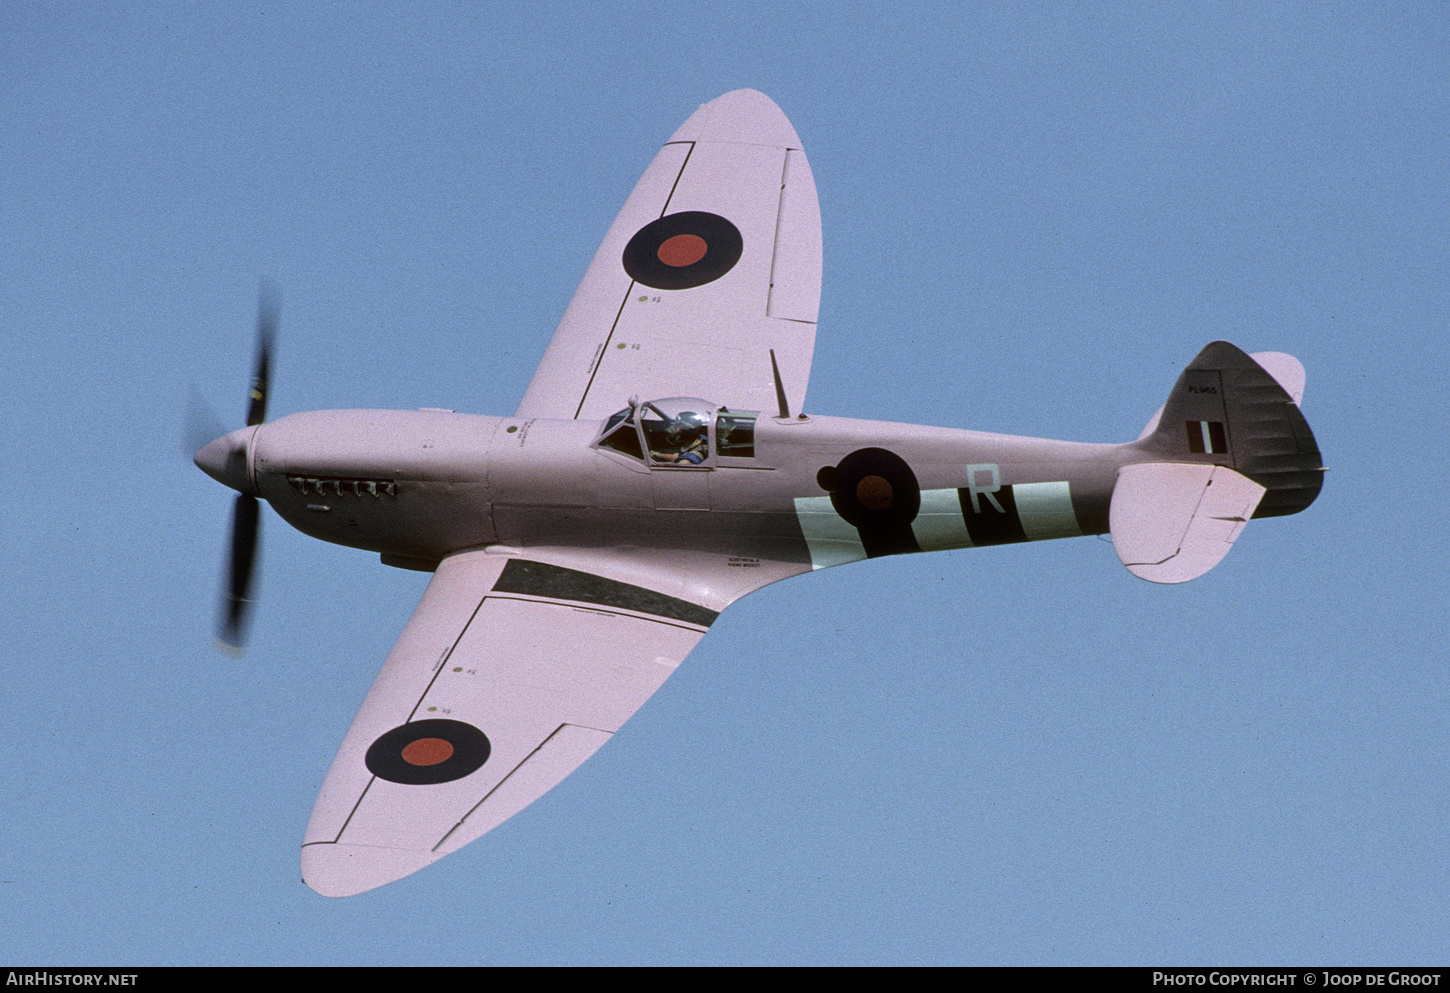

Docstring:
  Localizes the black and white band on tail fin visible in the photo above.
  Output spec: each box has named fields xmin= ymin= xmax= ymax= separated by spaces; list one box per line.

xmin=1112 ymin=341 xmax=1325 ymax=583
xmin=1185 ymin=419 xmax=1228 ymax=454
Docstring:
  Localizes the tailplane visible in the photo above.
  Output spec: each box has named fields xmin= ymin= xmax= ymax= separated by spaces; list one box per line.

xmin=1112 ymin=341 xmax=1324 ymax=583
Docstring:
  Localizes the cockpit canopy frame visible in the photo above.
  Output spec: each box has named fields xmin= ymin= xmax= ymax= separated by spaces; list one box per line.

xmin=593 ymin=397 xmax=759 ymax=467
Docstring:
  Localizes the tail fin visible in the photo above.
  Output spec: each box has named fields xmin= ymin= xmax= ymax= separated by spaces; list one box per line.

xmin=1112 ymin=341 xmax=1324 ymax=583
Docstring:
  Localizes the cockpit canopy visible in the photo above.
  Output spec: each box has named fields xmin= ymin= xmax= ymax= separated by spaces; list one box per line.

xmin=595 ymin=397 xmax=759 ymax=466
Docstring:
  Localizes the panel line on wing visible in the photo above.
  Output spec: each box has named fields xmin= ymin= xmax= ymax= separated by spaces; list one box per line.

xmin=326 ymin=776 xmax=382 ymax=847
xmin=324 ymin=589 xmax=491 ymax=845
xmin=765 ymin=151 xmax=789 ymax=316
xmin=404 ymin=593 xmax=492 ymax=721
xmin=433 ymin=721 xmax=578 ymax=852
xmin=658 ymin=141 xmax=695 ymax=217
xmin=570 ymin=288 xmax=635 ymax=419
xmin=570 ymin=143 xmax=698 ymax=419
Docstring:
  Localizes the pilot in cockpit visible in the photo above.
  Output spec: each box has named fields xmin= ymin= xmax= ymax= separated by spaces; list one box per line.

xmin=649 ymin=409 xmax=709 ymax=464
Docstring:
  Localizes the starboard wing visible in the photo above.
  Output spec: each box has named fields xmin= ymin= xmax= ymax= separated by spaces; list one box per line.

xmin=514 ymin=89 xmax=821 ymax=422
xmin=301 ymin=546 xmax=805 ymax=897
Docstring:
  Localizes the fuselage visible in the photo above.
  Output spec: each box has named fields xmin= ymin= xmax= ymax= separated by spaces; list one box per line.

xmin=204 ymin=405 xmax=1150 ymax=575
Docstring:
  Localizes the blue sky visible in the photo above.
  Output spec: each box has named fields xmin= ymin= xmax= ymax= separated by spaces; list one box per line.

xmin=4 ymin=1 xmax=1447 ymax=965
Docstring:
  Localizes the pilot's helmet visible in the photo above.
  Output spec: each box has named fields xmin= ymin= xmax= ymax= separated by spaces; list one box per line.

xmin=666 ymin=410 xmax=706 ymax=444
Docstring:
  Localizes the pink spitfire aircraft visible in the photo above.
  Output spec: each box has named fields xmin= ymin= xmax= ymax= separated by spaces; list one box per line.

xmin=194 ymin=90 xmax=1324 ymax=897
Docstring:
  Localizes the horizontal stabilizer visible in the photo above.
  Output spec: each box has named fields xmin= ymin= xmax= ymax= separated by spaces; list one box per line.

xmin=1110 ymin=463 xmax=1266 ymax=584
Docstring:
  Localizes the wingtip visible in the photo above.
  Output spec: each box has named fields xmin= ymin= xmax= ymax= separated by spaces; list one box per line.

xmin=301 ymin=842 xmax=442 ymax=897
xmin=667 ymin=89 xmax=801 ymax=148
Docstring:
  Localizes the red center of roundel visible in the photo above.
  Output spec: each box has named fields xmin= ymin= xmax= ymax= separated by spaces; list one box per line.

xmin=857 ymin=475 xmax=894 ymax=510
xmin=657 ymin=234 xmax=708 ymax=267
xmin=401 ymin=737 xmax=455 ymax=766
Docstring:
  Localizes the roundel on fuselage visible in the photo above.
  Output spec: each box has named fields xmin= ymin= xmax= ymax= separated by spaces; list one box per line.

xmin=365 ymin=718 xmax=491 ymax=785
xmin=622 ymin=211 xmax=743 ymax=290
xmin=822 ymin=447 xmax=923 ymax=558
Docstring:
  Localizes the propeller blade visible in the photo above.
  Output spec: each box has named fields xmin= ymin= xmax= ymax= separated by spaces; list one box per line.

xmin=246 ymin=285 xmax=278 ymax=427
xmin=219 ymin=492 xmax=261 ymax=649
xmin=199 ymin=284 xmax=279 ymax=651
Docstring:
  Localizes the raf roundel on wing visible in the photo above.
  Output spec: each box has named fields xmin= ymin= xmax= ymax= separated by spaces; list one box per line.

xmin=365 ymin=719 xmax=492 ymax=785
xmin=622 ymin=211 xmax=743 ymax=290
